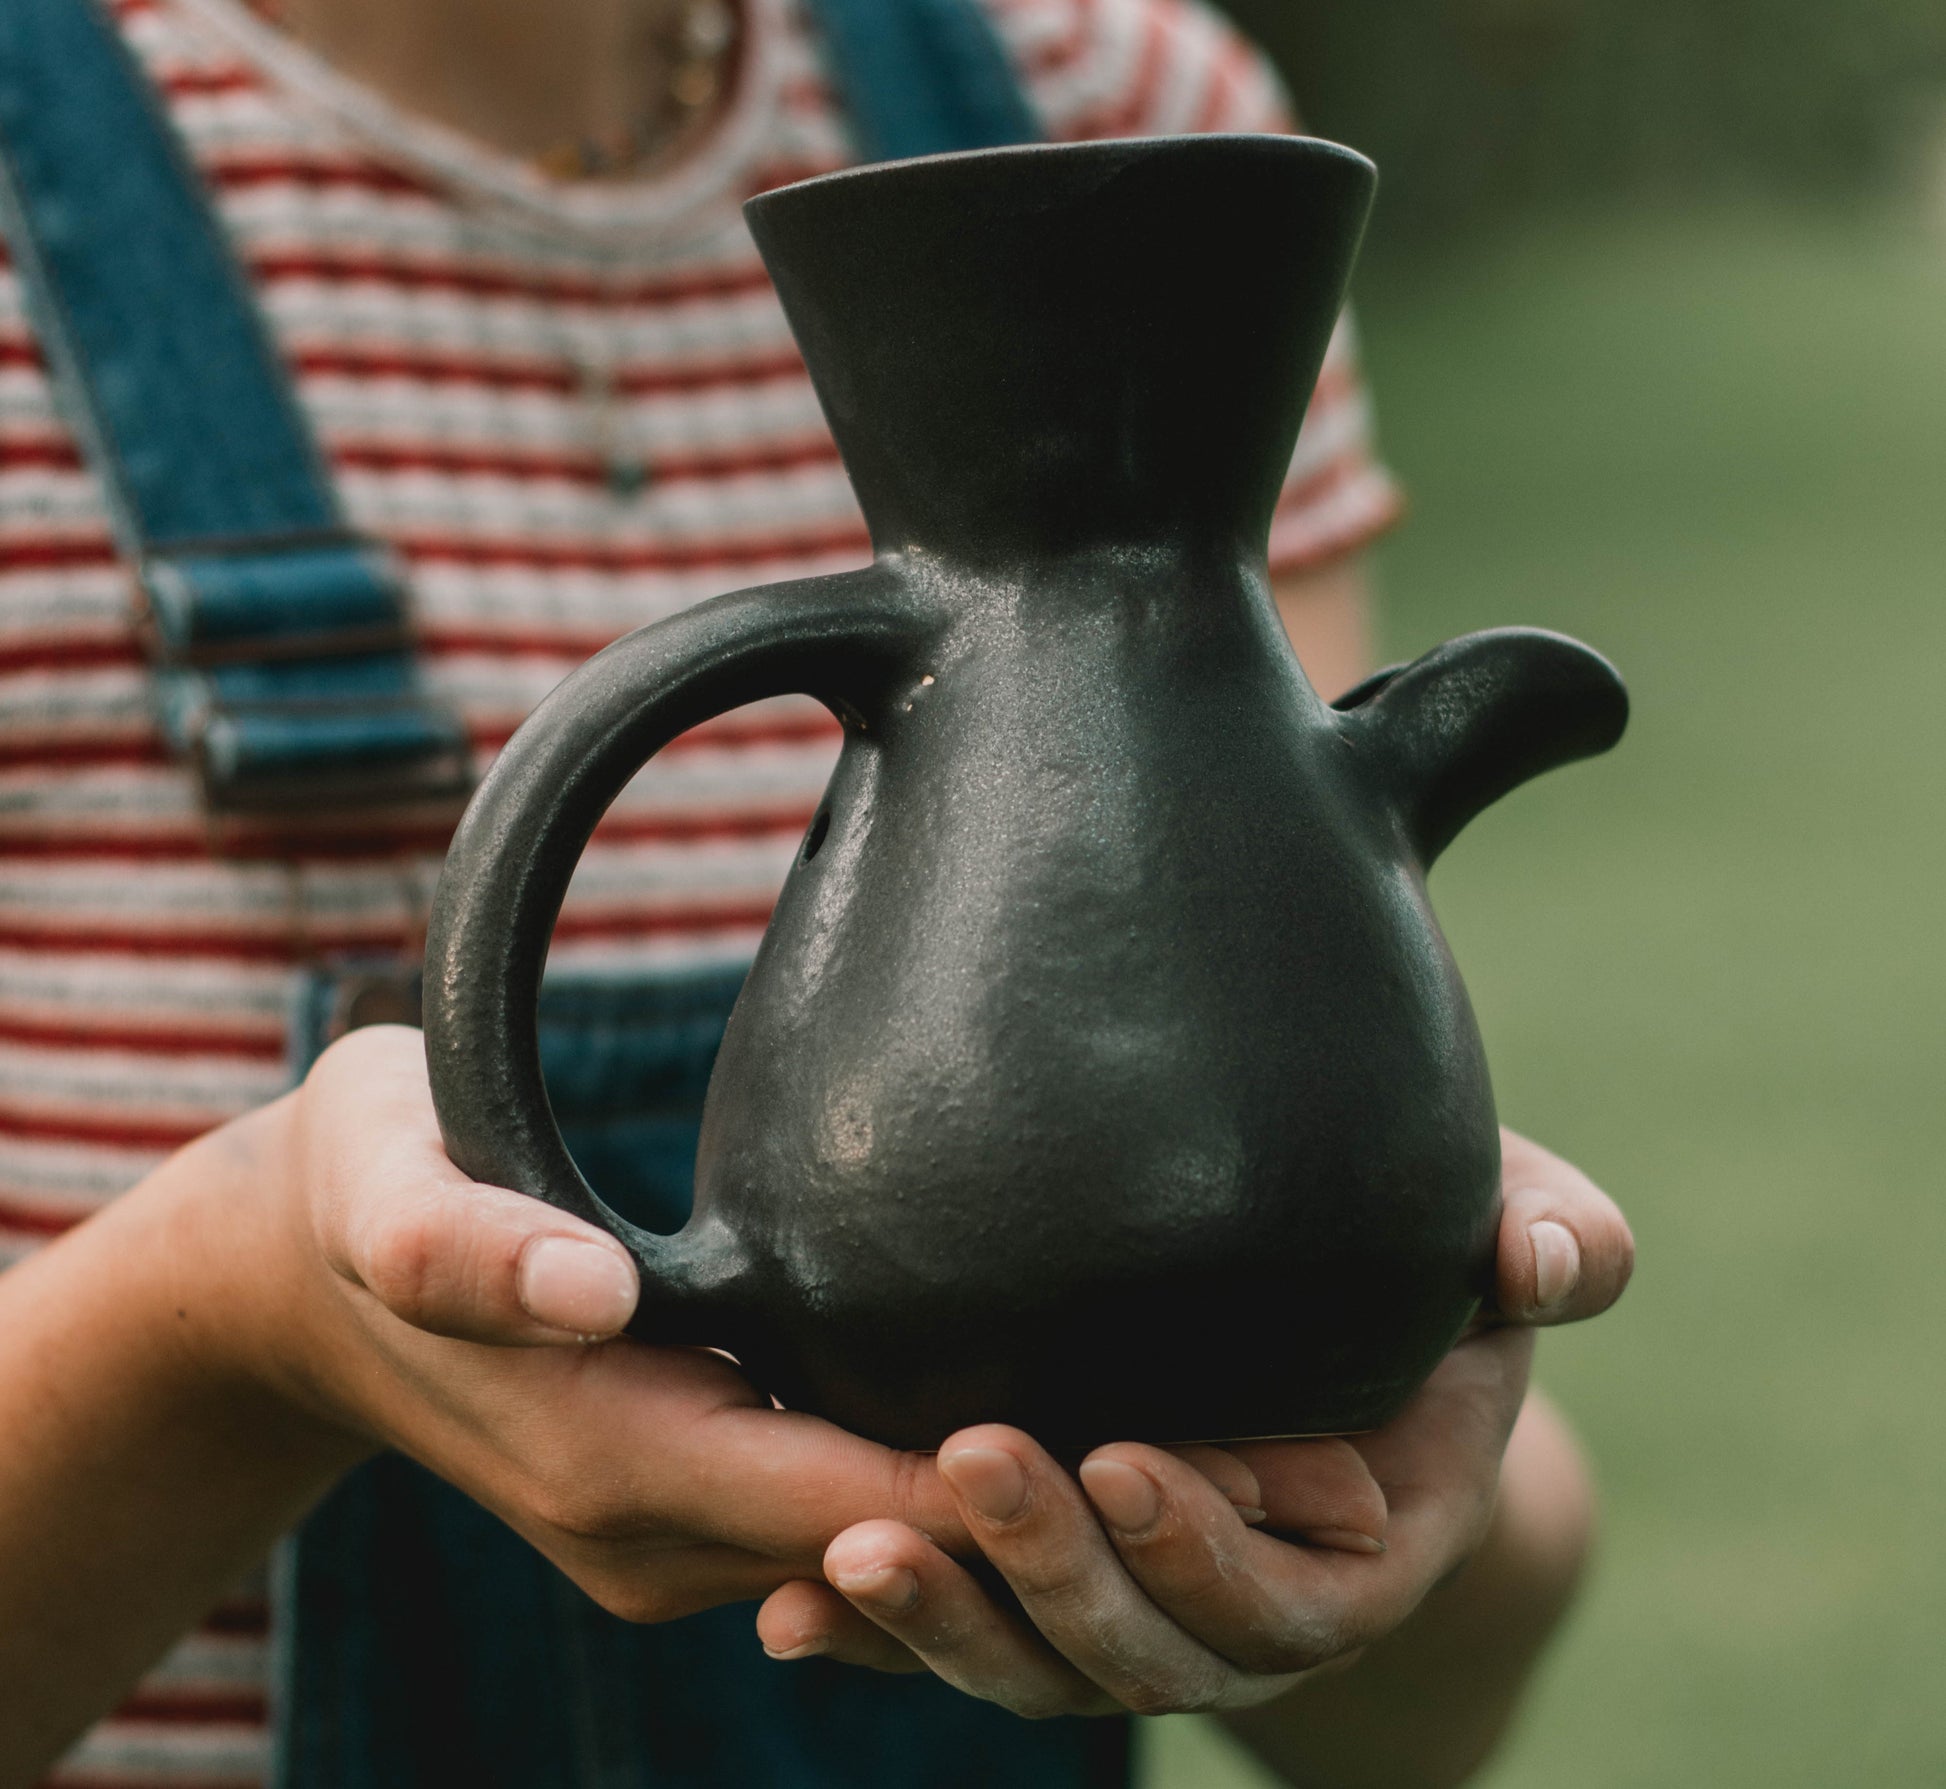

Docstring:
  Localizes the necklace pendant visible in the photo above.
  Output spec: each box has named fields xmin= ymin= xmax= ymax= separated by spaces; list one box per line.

xmin=606 ymin=456 xmax=649 ymax=500
xmin=569 ymin=356 xmax=648 ymax=502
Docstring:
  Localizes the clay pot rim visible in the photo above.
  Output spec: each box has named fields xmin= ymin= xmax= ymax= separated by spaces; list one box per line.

xmin=742 ymin=130 xmax=1379 ymax=221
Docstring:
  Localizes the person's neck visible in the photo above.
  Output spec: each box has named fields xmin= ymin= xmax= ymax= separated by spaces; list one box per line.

xmin=263 ymin=0 xmax=699 ymax=165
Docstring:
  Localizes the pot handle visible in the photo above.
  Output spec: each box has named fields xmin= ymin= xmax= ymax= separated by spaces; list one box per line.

xmin=420 ymin=566 xmax=920 ymax=1329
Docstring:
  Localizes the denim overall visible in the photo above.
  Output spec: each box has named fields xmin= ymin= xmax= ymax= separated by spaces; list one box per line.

xmin=0 ymin=1 xmax=1130 ymax=1782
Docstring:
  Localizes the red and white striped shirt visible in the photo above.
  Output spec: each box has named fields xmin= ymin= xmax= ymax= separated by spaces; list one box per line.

xmin=2 ymin=0 xmax=1399 ymax=1778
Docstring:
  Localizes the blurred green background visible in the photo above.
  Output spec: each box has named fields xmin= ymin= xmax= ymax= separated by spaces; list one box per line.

xmin=1141 ymin=3 xmax=1946 ymax=1784
xmin=1222 ymin=0 xmax=1946 ymax=255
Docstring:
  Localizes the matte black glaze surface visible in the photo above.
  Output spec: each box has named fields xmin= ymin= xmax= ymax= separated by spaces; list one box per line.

xmin=423 ymin=136 xmax=1627 ymax=1450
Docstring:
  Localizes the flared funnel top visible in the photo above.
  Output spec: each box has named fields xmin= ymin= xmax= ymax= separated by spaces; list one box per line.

xmin=744 ymin=134 xmax=1375 ymax=568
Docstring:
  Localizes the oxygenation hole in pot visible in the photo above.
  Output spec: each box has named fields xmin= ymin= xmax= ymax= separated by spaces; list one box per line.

xmin=803 ymin=808 xmax=832 ymax=862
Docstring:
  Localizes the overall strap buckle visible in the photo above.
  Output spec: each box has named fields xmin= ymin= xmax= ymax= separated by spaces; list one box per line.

xmin=135 ymin=532 xmax=474 ymax=813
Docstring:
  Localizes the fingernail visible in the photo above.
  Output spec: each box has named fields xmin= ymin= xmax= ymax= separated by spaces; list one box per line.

xmin=939 ymin=1446 xmax=1029 ymax=1523
xmin=829 ymin=1563 xmax=919 ymax=1612
xmin=763 ymin=1638 xmax=830 ymax=1662
xmin=1528 ymin=1219 xmax=1581 ymax=1311
xmin=1302 ymin=1527 xmax=1388 ymax=1555
xmin=517 ymin=1236 xmax=637 ymax=1335
xmin=1078 ymin=1459 xmax=1161 ymax=1537
xmin=1236 ymin=1505 xmax=1269 ymax=1528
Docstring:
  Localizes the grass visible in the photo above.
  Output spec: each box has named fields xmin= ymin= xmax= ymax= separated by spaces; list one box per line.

xmin=1139 ymin=204 xmax=1946 ymax=1787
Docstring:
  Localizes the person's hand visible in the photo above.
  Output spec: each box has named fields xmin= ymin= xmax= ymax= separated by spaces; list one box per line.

xmin=189 ymin=1024 xmax=970 ymax=1623
xmin=753 ymin=1128 xmax=1632 ymax=1715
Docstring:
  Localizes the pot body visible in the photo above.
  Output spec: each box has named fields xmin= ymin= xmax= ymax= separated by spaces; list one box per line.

xmin=684 ymin=554 xmax=1501 ymax=1447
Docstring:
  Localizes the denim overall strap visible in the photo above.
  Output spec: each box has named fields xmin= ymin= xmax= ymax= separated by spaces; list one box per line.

xmin=804 ymin=0 xmax=1042 ymax=160
xmin=0 ymin=0 xmax=470 ymax=812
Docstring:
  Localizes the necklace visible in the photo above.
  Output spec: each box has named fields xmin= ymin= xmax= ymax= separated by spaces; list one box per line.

xmin=240 ymin=0 xmax=739 ymax=182
xmin=533 ymin=0 xmax=738 ymax=181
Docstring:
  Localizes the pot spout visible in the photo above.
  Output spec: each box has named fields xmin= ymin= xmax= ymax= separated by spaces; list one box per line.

xmin=744 ymin=135 xmax=1377 ymax=570
xmin=1343 ymin=628 xmax=1630 ymax=866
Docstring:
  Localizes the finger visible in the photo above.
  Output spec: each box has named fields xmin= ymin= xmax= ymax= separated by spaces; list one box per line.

xmin=757 ymin=1578 xmax=927 ymax=1673
xmin=301 ymin=1025 xmax=639 ymax=1346
xmin=937 ymin=1428 xmax=1279 ymax=1714
xmin=348 ymin=1179 xmax=639 ymax=1346
xmin=1352 ymin=1326 xmax=1535 ymax=1583
xmin=1088 ymin=1332 xmax=1534 ymax=1677
xmin=484 ymin=1360 xmax=969 ymax=1578
xmin=1493 ymin=1127 xmax=1635 ymax=1325
xmin=1079 ymin=1444 xmax=1384 ymax=1678
xmin=822 ymin=1520 xmax=1116 ymax=1718
xmin=1212 ymin=1438 xmax=1387 ymax=1550
xmin=1170 ymin=1444 xmax=1265 ymax=1521
xmin=676 ymin=1406 xmax=973 ymax=1564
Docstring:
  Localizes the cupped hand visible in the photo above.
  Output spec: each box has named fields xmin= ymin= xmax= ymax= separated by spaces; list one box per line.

xmin=754 ymin=1127 xmax=1631 ymax=1715
xmin=206 ymin=1024 xmax=969 ymax=1625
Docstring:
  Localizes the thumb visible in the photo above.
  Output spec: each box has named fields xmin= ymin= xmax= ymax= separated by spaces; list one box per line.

xmin=301 ymin=1025 xmax=639 ymax=1345
xmin=342 ymin=1177 xmax=641 ymax=1346
xmin=1492 ymin=1127 xmax=1635 ymax=1327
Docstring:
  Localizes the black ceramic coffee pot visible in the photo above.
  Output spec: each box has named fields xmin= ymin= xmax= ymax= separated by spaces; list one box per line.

xmin=423 ymin=135 xmax=1626 ymax=1450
